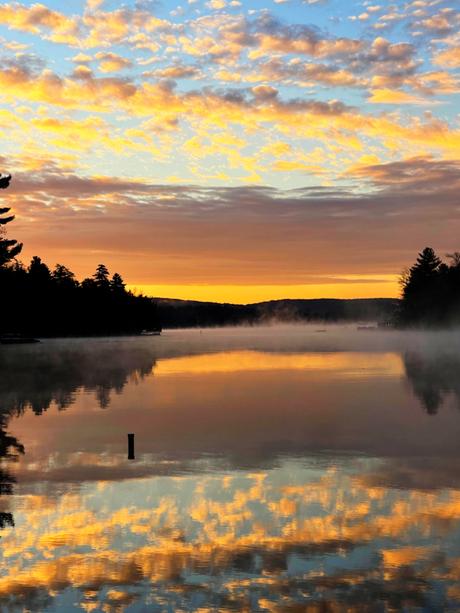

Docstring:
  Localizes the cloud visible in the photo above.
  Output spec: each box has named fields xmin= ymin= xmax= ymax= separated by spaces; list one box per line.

xmin=1 ymin=155 xmax=459 ymax=286
xmin=0 ymin=63 xmax=137 ymax=110
xmin=434 ymin=45 xmax=460 ymax=68
xmin=252 ymin=57 xmax=362 ymax=87
xmin=0 ymin=3 xmax=175 ymax=50
xmin=252 ymin=15 xmax=363 ymax=59
xmin=206 ymin=0 xmax=227 ymax=9
xmin=71 ymin=52 xmax=92 ymax=63
xmin=1 ymin=51 xmax=460 ymax=193
xmin=349 ymin=155 xmax=460 ymax=193
xmin=178 ymin=16 xmax=443 ymax=102
xmin=368 ymin=88 xmax=431 ymax=104
xmin=95 ymin=52 xmax=132 ymax=73
xmin=0 ymin=1 xmax=458 ymax=297
xmin=0 ymin=2 xmax=80 ymax=43
xmin=86 ymin=0 xmax=105 ymax=10
xmin=420 ymin=14 xmax=453 ymax=34
xmin=144 ymin=63 xmax=200 ymax=79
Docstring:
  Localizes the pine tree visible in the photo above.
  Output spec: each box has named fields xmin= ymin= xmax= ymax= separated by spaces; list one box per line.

xmin=93 ymin=264 xmax=110 ymax=289
xmin=400 ymin=247 xmax=442 ymax=325
xmin=0 ymin=175 xmax=22 ymax=267
xmin=408 ymin=247 xmax=441 ymax=279
xmin=110 ymin=272 xmax=126 ymax=293
xmin=52 ymin=264 xmax=78 ymax=289
xmin=28 ymin=256 xmax=51 ymax=283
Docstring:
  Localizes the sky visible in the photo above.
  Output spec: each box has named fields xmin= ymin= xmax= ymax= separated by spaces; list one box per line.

xmin=0 ymin=0 xmax=459 ymax=303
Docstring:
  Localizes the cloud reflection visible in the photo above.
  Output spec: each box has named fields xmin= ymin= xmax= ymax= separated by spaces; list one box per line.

xmin=1 ymin=336 xmax=460 ymax=609
xmin=1 ymin=461 xmax=460 ymax=610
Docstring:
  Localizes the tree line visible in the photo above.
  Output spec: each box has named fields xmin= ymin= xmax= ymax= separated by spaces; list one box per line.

xmin=2 ymin=172 xmax=459 ymax=333
xmin=0 ymin=174 xmax=159 ymax=336
xmin=398 ymin=247 xmax=460 ymax=327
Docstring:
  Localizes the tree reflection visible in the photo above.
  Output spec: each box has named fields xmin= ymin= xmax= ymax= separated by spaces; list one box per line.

xmin=0 ymin=343 xmax=157 ymax=416
xmin=0 ymin=342 xmax=157 ymax=532
xmin=0 ymin=414 xmax=24 ymax=531
xmin=403 ymin=351 xmax=460 ymax=414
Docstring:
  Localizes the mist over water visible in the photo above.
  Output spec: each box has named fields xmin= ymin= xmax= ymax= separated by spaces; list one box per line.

xmin=1 ymin=325 xmax=460 ymax=611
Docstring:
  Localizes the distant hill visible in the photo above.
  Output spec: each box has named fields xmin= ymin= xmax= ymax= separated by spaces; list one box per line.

xmin=155 ymin=297 xmax=399 ymax=328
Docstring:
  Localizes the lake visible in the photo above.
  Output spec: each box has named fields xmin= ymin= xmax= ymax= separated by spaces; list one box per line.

xmin=1 ymin=325 xmax=460 ymax=611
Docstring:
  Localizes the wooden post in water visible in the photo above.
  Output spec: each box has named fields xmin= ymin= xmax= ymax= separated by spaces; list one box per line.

xmin=128 ymin=433 xmax=135 ymax=460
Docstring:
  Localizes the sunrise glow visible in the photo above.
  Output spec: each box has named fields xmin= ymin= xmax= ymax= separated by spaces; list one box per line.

xmin=0 ymin=0 xmax=459 ymax=301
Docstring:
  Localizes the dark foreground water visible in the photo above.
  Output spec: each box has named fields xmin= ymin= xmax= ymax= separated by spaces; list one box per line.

xmin=1 ymin=326 xmax=460 ymax=612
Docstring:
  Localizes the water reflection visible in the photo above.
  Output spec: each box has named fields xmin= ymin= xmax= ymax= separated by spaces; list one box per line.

xmin=0 ymin=432 xmax=24 ymax=530
xmin=3 ymin=344 xmax=460 ymax=484
xmin=404 ymin=351 xmax=460 ymax=414
xmin=1 ymin=461 xmax=460 ymax=610
xmin=1 ymin=332 xmax=460 ymax=610
xmin=0 ymin=414 xmax=24 ymax=532
xmin=0 ymin=341 xmax=156 ymax=534
xmin=0 ymin=341 xmax=157 ymax=414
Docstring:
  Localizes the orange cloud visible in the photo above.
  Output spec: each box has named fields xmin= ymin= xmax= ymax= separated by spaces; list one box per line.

xmin=254 ymin=32 xmax=362 ymax=59
xmin=0 ymin=3 xmax=80 ymax=43
xmin=434 ymin=46 xmax=460 ymax=68
xmin=95 ymin=52 xmax=132 ymax=73
xmin=368 ymin=88 xmax=429 ymax=104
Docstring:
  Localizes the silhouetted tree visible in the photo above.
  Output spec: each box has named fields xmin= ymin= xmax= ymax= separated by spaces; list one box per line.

xmin=0 ymin=177 xmax=159 ymax=336
xmin=93 ymin=263 xmax=110 ymax=290
xmin=444 ymin=253 xmax=460 ymax=321
xmin=0 ymin=174 xmax=22 ymax=267
xmin=399 ymin=247 xmax=444 ymax=325
xmin=28 ymin=256 xmax=51 ymax=284
xmin=447 ymin=252 xmax=460 ymax=267
xmin=111 ymin=272 xmax=125 ymax=293
xmin=398 ymin=247 xmax=460 ymax=326
xmin=52 ymin=263 xmax=78 ymax=289
xmin=0 ymin=248 xmax=159 ymax=337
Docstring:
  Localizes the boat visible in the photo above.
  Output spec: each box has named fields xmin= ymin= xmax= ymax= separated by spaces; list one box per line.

xmin=140 ymin=329 xmax=162 ymax=336
xmin=0 ymin=334 xmax=40 ymax=344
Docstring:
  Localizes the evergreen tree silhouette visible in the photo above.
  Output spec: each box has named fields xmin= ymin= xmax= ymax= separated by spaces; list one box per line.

xmin=110 ymin=272 xmax=125 ymax=293
xmin=400 ymin=247 xmax=442 ymax=325
xmin=93 ymin=263 xmax=110 ymax=289
xmin=52 ymin=264 xmax=78 ymax=289
xmin=28 ymin=256 xmax=51 ymax=284
xmin=0 ymin=174 xmax=22 ymax=267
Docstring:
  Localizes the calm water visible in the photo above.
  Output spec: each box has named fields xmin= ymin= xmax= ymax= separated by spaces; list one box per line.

xmin=1 ymin=326 xmax=460 ymax=612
